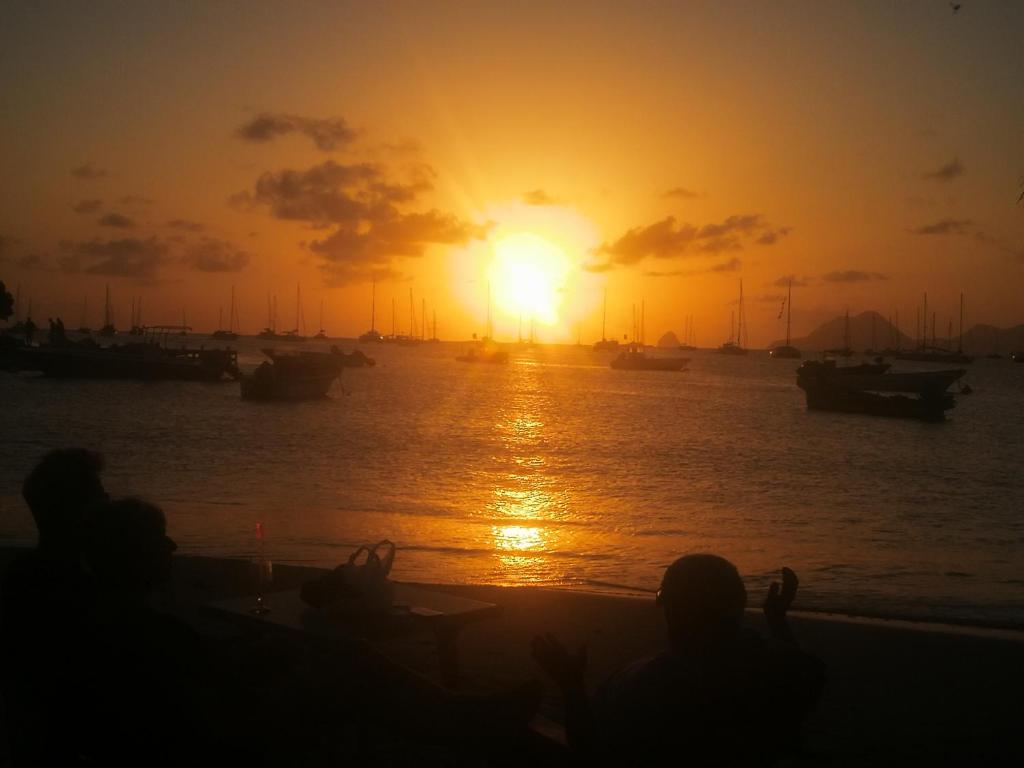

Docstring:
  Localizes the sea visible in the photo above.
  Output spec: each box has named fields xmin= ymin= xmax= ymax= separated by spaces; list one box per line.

xmin=2 ymin=336 xmax=1022 ymax=628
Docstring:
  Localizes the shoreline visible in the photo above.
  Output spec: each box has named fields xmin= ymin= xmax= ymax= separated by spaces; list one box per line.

xmin=1 ymin=540 xmax=1021 ymax=634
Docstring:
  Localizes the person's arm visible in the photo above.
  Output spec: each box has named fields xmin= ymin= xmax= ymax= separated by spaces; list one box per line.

xmin=763 ymin=567 xmax=799 ymax=647
xmin=531 ymin=633 xmax=595 ymax=754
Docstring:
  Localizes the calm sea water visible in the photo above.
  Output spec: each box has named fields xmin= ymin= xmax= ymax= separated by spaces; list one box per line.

xmin=2 ymin=338 xmax=1022 ymax=627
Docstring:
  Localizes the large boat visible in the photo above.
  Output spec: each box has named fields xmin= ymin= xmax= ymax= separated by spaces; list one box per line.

xmin=769 ymin=279 xmax=802 ymax=359
xmin=718 ymin=280 xmax=748 ymax=355
xmin=796 ymin=359 xmax=964 ymax=421
xmin=610 ymin=344 xmax=688 ymax=371
xmin=98 ymin=285 xmax=116 ymax=337
xmin=455 ymin=343 xmax=509 ymax=364
xmin=20 ymin=326 xmax=240 ymax=382
xmin=240 ymin=348 xmax=343 ymax=400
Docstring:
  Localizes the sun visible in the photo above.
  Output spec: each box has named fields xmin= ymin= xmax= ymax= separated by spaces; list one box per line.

xmin=489 ymin=232 xmax=568 ymax=325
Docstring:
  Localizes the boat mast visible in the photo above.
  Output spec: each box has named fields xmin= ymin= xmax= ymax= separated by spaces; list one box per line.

xmin=602 ymin=289 xmax=608 ymax=342
xmin=738 ymin=279 xmax=746 ymax=349
xmin=319 ymin=297 xmax=324 ymax=333
xmin=391 ymin=298 xmax=396 ymax=338
xmin=432 ymin=309 xmax=437 ymax=341
xmin=370 ymin=277 xmax=377 ymax=332
xmin=421 ymin=299 xmax=426 ymax=341
xmin=958 ymin=292 xmax=964 ymax=353
xmin=409 ymin=288 xmax=415 ymax=337
xmin=229 ymin=286 xmax=236 ymax=333
xmin=486 ymin=282 xmax=492 ymax=341
xmin=922 ymin=292 xmax=928 ymax=350
xmin=786 ymin=278 xmax=792 ymax=346
xmin=104 ymin=284 xmax=111 ymax=328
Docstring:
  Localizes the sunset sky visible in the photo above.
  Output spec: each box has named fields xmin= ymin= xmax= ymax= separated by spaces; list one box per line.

xmin=1 ymin=1 xmax=1022 ymax=345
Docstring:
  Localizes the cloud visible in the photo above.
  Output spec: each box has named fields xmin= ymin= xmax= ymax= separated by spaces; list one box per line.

xmin=61 ymin=237 xmax=167 ymax=279
xmin=182 ymin=237 xmax=250 ymax=272
xmin=661 ymin=187 xmax=700 ymax=199
xmin=236 ymin=112 xmax=356 ymax=151
xmin=773 ymin=274 xmax=812 ymax=287
xmin=911 ymin=218 xmax=973 ymax=236
xmin=235 ymin=158 xmax=485 ymax=284
xmin=590 ymin=213 xmax=789 ymax=271
xmin=73 ymin=199 xmax=103 ymax=214
xmin=643 ymin=257 xmax=742 ymax=278
xmin=167 ymin=219 xmax=204 ymax=232
xmin=522 ymin=189 xmax=558 ymax=206
xmin=822 ymin=270 xmax=887 ymax=283
xmin=98 ymin=213 xmax=135 ymax=228
xmin=923 ymin=158 xmax=964 ymax=182
xmin=119 ymin=194 xmax=156 ymax=206
xmin=756 ymin=227 xmax=793 ymax=245
xmin=71 ymin=163 xmax=108 ymax=180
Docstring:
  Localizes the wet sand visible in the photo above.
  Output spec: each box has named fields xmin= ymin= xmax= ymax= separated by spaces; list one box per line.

xmin=2 ymin=549 xmax=1021 ymax=765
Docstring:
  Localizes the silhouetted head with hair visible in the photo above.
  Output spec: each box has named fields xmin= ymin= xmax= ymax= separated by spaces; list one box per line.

xmin=84 ymin=498 xmax=177 ymax=598
xmin=656 ymin=554 xmax=747 ymax=651
xmin=22 ymin=448 xmax=107 ymax=554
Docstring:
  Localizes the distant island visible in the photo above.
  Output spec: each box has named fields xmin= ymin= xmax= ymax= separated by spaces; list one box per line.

xmin=771 ymin=311 xmax=1024 ymax=355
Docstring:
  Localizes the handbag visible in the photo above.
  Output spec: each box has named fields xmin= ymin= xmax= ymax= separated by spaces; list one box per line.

xmin=301 ymin=539 xmax=396 ymax=614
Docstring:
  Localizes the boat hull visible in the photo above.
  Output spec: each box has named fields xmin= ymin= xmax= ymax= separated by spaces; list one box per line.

xmin=800 ymin=385 xmax=956 ymax=421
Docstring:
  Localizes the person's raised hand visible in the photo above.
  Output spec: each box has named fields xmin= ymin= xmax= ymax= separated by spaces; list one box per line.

xmin=763 ymin=566 xmax=798 ymax=627
xmin=531 ymin=633 xmax=587 ymax=692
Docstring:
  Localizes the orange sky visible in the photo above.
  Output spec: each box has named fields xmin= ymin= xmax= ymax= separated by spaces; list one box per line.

xmin=1 ymin=1 xmax=1022 ymax=345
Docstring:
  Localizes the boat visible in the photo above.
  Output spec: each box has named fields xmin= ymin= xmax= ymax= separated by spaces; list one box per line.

xmin=611 ymin=344 xmax=688 ymax=371
xmin=796 ymin=359 xmax=964 ymax=421
xmin=593 ymin=290 xmax=621 ymax=351
xmin=240 ymin=348 xmax=343 ymax=400
xmin=823 ymin=311 xmax=854 ymax=357
xmin=330 ymin=346 xmax=375 ymax=368
xmin=1011 ymin=351 xmax=1024 ymax=363
xmin=279 ymin=284 xmax=307 ymax=342
xmin=358 ymin=278 xmax=384 ymax=343
xmin=98 ymin=285 xmax=116 ymax=337
xmin=717 ymin=280 xmax=748 ymax=355
xmin=19 ymin=326 xmax=240 ymax=381
xmin=455 ymin=344 xmax=509 ymax=364
xmin=770 ymin=280 xmax=802 ymax=359
xmin=679 ymin=314 xmax=697 ymax=351
xmin=211 ymin=287 xmax=240 ymax=340
xmin=895 ymin=292 xmax=974 ymax=364
xmin=313 ymin=298 xmax=328 ymax=340
xmin=128 ymin=297 xmax=144 ymax=336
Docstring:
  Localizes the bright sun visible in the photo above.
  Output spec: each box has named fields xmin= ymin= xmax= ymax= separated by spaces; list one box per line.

xmin=489 ymin=232 xmax=569 ymax=325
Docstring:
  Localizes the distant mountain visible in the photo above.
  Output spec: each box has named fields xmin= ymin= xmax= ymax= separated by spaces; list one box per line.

xmin=657 ymin=330 xmax=680 ymax=348
xmin=771 ymin=311 xmax=911 ymax=352
xmin=773 ymin=312 xmax=1024 ymax=355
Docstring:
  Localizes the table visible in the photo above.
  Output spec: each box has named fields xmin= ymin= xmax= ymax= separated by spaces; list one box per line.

xmin=202 ymin=583 xmax=501 ymax=689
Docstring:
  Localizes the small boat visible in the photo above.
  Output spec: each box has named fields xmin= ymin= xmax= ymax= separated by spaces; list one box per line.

xmin=611 ymin=344 xmax=688 ymax=371
xmin=1011 ymin=351 xmax=1024 ymax=364
xmin=455 ymin=345 xmax=509 ymax=364
xmin=211 ymin=287 xmax=241 ymax=340
xmin=358 ymin=279 xmax=384 ymax=343
xmin=240 ymin=349 xmax=344 ymax=400
xmin=769 ymin=280 xmax=802 ymax=359
xmin=796 ymin=359 xmax=964 ymax=421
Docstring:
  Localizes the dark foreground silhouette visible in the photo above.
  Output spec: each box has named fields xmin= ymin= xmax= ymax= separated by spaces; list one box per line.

xmin=533 ymin=554 xmax=825 ymax=765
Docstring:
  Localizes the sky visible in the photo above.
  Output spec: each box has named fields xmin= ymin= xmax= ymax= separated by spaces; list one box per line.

xmin=1 ymin=0 xmax=1022 ymax=345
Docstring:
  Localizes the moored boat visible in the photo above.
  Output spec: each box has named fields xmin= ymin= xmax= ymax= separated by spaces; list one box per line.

xmin=240 ymin=348 xmax=344 ymax=400
xmin=610 ymin=345 xmax=688 ymax=371
xmin=769 ymin=279 xmax=802 ymax=359
xmin=796 ymin=359 xmax=964 ymax=421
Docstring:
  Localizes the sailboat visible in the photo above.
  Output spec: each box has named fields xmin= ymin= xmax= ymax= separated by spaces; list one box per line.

xmin=456 ymin=283 xmax=507 ymax=363
xmin=679 ymin=315 xmax=697 ymax=351
xmin=313 ymin=297 xmax=328 ymax=340
xmin=258 ymin=294 xmax=282 ymax=340
xmin=824 ymin=310 xmax=854 ymax=357
xmin=358 ymin=278 xmax=384 ymax=343
xmin=280 ymin=284 xmax=306 ymax=342
xmin=769 ymin=279 xmax=801 ymax=359
xmin=212 ymin=287 xmax=240 ymax=340
xmin=611 ymin=300 xmax=689 ymax=371
xmin=717 ymin=280 xmax=748 ymax=355
xmin=592 ymin=289 xmax=620 ymax=351
xmin=129 ymin=297 xmax=144 ymax=335
xmin=98 ymin=285 xmax=116 ymax=337
xmin=894 ymin=292 xmax=974 ymax=364
xmin=397 ymin=289 xmax=422 ymax=346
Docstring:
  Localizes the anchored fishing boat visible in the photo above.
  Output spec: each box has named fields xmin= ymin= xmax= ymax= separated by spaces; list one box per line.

xmin=796 ymin=359 xmax=965 ymax=421
xmin=240 ymin=348 xmax=344 ymax=400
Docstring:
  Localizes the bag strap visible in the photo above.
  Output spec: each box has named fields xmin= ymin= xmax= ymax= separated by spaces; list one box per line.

xmin=371 ymin=539 xmax=396 ymax=575
xmin=347 ymin=545 xmax=371 ymax=567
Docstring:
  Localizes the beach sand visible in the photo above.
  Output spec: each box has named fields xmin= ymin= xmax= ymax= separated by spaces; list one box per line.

xmin=2 ymin=549 xmax=1021 ymax=765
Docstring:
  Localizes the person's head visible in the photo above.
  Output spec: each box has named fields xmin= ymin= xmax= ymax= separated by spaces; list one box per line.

xmin=22 ymin=448 xmax=107 ymax=551
xmin=84 ymin=498 xmax=177 ymax=597
xmin=656 ymin=554 xmax=747 ymax=650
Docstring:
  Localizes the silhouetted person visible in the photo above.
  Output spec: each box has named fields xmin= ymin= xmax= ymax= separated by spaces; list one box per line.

xmin=532 ymin=554 xmax=824 ymax=766
xmin=0 ymin=448 xmax=107 ymax=765
xmin=78 ymin=498 xmax=224 ymax=766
